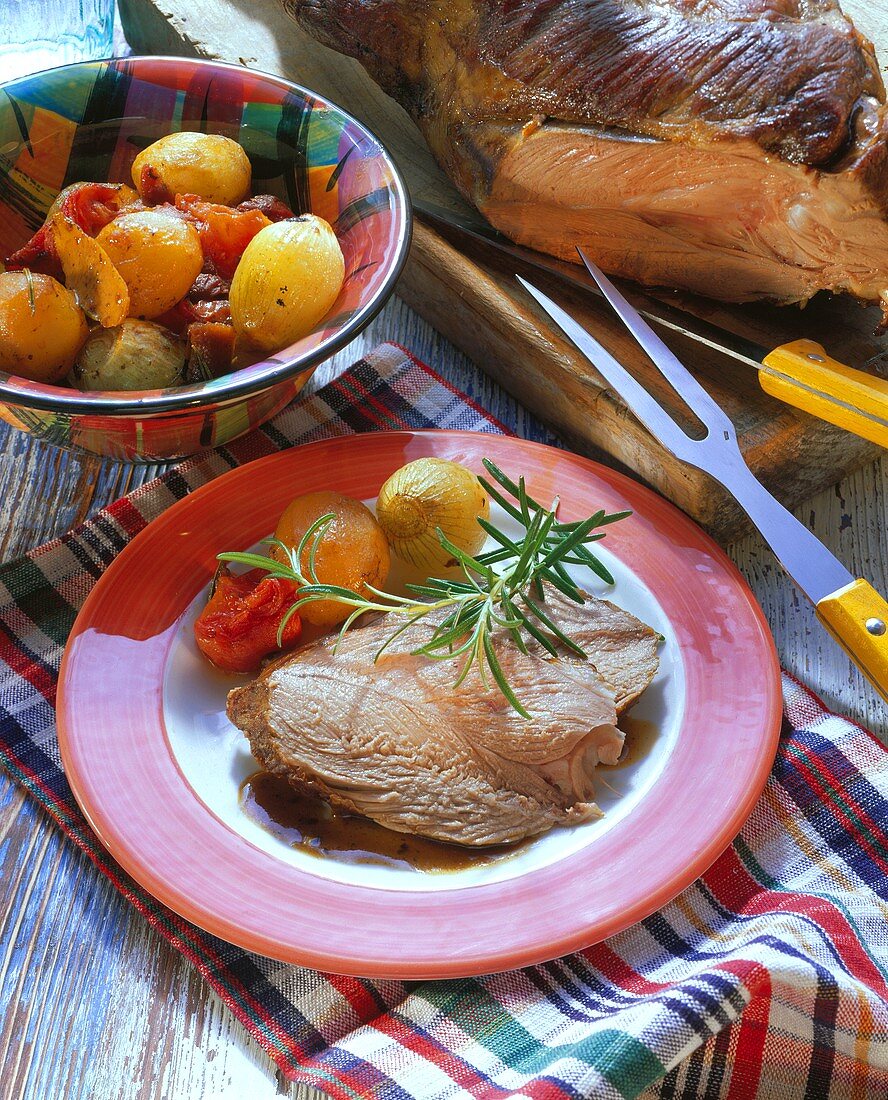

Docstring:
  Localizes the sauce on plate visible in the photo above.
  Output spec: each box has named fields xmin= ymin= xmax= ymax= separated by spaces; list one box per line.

xmin=613 ymin=716 xmax=659 ymax=769
xmin=239 ymin=770 xmax=523 ymax=873
xmin=240 ymin=718 xmax=660 ymax=871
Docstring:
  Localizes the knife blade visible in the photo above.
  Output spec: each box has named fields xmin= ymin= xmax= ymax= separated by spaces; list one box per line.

xmin=415 ymin=201 xmax=888 ymax=448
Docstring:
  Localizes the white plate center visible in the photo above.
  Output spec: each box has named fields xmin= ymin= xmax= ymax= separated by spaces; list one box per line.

xmin=162 ymin=502 xmax=685 ymax=892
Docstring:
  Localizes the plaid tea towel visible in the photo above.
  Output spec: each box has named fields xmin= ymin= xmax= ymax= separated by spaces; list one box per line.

xmin=1 ymin=343 xmax=886 ymax=1100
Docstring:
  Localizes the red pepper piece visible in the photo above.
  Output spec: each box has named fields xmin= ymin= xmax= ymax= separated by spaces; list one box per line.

xmin=174 ymin=194 xmax=271 ymax=279
xmin=6 ymin=182 xmax=136 ymax=275
xmin=194 ymin=565 xmax=302 ymax=674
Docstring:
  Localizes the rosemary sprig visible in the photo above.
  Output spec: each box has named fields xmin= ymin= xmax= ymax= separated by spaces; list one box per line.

xmin=23 ymin=268 xmax=36 ymax=315
xmin=218 ymin=460 xmax=630 ymax=717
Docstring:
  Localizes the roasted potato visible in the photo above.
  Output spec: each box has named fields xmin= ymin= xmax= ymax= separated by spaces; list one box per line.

xmin=272 ymin=490 xmax=391 ymax=628
xmin=0 ymin=270 xmax=88 ymax=382
xmin=71 ymin=319 xmax=186 ymax=391
xmin=132 ymin=132 xmax=251 ymax=206
xmin=96 ymin=210 xmax=203 ymax=319
xmin=229 ymin=216 xmax=345 ymax=351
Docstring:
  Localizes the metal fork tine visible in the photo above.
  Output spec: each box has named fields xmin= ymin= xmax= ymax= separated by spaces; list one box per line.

xmin=576 ymin=248 xmax=735 ymax=436
xmin=516 ymin=277 xmax=702 ymax=462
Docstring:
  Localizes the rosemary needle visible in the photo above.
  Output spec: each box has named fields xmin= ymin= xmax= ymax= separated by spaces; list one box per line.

xmin=219 ymin=459 xmax=630 ymax=717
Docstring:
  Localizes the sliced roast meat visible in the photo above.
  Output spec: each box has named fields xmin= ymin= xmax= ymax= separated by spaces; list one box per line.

xmin=227 ymin=587 xmax=660 ymax=846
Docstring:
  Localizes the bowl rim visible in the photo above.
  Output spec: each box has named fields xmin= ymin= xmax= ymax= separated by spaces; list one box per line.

xmin=0 ymin=55 xmax=413 ymax=416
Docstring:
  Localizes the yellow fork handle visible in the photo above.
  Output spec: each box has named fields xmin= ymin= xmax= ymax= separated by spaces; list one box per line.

xmin=760 ymin=339 xmax=888 ymax=448
xmin=816 ymin=579 xmax=888 ymax=704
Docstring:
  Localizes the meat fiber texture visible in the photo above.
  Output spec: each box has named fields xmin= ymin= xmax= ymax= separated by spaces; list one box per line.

xmin=227 ymin=588 xmax=660 ymax=846
xmin=285 ymin=0 xmax=888 ymax=313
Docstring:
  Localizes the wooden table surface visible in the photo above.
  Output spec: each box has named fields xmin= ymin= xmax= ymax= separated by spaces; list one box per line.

xmin=1 ymin=295 xmax=886 ymax=1099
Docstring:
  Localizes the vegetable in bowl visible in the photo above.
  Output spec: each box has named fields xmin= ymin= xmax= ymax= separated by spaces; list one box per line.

xmin=0 ymin=55 xmax=411 ymax=461
xmin=230 ymin=217 xmax=346 ymax=352
xmin=131 ymin=132 xmax=252 ymax=206
xmin=0 ymin=271 xmax=88 ymax=383
xmin=71 ymin=320 xmax=186 ymax=392
xmin=2 ymin=131 xmax=346 ymax=393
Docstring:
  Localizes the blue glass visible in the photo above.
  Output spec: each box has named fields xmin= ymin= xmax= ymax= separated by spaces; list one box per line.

xmin=0 ymin=0 xmax=116 ymax=81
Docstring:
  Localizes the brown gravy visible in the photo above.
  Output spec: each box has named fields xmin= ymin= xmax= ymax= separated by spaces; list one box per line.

xmin=240 ymin=719 xmax=660 ymax=871
xmin=239 ymin=770 xmax=523 ymax=873
xmin=613 ymin=716 xmax=659 ymax=769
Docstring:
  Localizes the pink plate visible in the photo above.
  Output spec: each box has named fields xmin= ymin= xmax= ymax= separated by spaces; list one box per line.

xmin=57 ymin=431 xmax=782 ymax=978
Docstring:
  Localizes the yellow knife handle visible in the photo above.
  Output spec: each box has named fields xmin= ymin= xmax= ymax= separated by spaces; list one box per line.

xmin=816 ymin=579 xmax=888 ymax=704
xmin=760 ymin=339 xmax=888 ymax=448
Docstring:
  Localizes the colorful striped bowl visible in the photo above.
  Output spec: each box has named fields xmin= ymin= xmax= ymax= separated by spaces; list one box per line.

xmin=0 ymin=56 xmax=411 ymax=461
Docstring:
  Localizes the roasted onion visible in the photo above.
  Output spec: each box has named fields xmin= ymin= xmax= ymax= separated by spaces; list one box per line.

xmin=229 ymin=216 xmax=344 ymax=351
xmin=71 ymin=319 xmax=185 ymax=391
xmin=376 ymin=458 xmax=490 ymax=571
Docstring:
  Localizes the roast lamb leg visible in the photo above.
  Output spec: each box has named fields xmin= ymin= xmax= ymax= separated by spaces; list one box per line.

xmin=285 ymin=0 xmax=888 ymax=313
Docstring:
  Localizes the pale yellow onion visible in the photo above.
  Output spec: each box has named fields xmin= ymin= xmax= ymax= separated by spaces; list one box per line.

xmin=375 ymin=458 xmax=490 ymax=571
xmin=229 ymin=216 xmax=345 ymax=351
xmin=71 ymin=320 xmax=185 ymax=391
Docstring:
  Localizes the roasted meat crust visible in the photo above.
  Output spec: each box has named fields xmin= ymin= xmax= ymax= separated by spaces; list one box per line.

xmin=289 ymin=0 xmax=883 ymax=166
xmin=285 ymin=0 xmax=888 ymax=309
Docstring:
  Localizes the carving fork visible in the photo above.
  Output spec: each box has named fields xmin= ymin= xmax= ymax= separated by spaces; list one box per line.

xmin=518 ymin=256 xmax=888 ymax=704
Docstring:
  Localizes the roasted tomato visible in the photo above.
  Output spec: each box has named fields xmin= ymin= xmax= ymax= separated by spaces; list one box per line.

xmin=6 ymin=182 xmax=137 ymax=275
xmin=156 ymin=273 xmax=232 ymax=333
xmin=237 ymin=194 xmax=296 ymax=223
xmin=174 ymin=194 xmax=271 ymax=279
xmin=194 ymin=565 xmax=302 ymax=674
xmin=184 ymin=321 xmax=236 ymax=382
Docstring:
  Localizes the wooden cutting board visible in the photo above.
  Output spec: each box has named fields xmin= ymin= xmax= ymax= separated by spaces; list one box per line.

xmin=120 ymin=0 xmax=888 ymax=542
